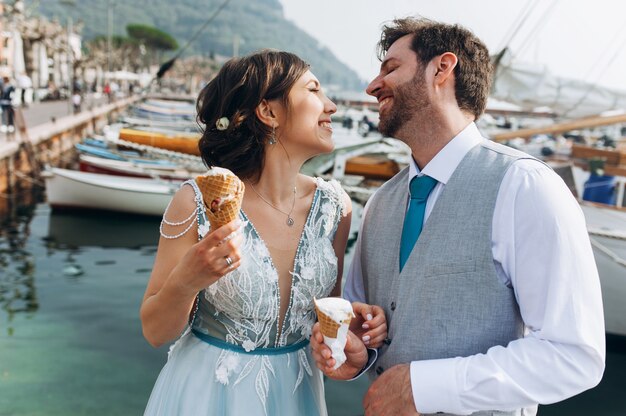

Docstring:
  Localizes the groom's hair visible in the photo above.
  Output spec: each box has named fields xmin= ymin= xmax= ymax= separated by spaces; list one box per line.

xmin=196 ymin=50 xmax=309 ymax=182
xmin=377 ymin=17 xmax=492 ymax=120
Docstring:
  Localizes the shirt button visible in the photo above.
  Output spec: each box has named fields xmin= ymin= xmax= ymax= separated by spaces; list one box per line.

xmin=383 ymin=338 xmax=392 ymax=346
xmin=375 ymin=366 xmax=384 ymax=375
xmin=390 ymin=302 xmax=396 ymax=311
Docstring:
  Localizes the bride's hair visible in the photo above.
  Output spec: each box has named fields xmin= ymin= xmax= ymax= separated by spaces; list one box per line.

xmin=196 ymin=50 xmax=309 ymax=181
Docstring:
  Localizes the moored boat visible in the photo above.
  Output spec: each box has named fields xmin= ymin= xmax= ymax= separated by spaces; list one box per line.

xmin=580 ymin=202 xmax=626 ymax=337
xmin=344 ymin=154 xmax=401 ymax=180
xmin=42 ymin=167 xmax=180 ymax=216
xmin=78 ymin=154 xmax=202 ymax=180
xmin=118 ymin=128 xmax=201 ymax=155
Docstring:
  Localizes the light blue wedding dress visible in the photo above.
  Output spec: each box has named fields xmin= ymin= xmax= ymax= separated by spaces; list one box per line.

xmin=144 ymin=178 xmax=347 ymax=416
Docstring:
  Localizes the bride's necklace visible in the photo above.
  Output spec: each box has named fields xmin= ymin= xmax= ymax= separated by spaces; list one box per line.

xmin=248 ymin=183 xmax=297 ymax=227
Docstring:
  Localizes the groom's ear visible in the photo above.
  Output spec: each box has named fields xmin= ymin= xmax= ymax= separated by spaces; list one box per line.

xmin=255 ymin=99 xmax=279 ymax=128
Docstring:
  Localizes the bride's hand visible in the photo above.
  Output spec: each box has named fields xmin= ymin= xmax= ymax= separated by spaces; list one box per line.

xmin=350 ymin=302 xmax=388 ymax=348
xmin=170 ymin=219 xmax=244 ymax=295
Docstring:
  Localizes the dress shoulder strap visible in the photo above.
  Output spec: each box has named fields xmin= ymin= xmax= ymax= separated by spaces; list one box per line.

xmin=159 ymin=179 xmax=209 ymax=241
xmin=314 ymin=177 xmax=348 ymax=218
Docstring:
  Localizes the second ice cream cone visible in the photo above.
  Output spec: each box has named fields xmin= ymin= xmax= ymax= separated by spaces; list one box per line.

xmin=315 ymin=305 xmax=342 ymax=338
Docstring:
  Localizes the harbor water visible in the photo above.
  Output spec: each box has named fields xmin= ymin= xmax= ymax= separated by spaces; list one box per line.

xmin=1 ymin=196 xmax=625 ymax=415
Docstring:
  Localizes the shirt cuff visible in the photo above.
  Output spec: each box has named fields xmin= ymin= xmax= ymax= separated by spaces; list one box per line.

xmin=348 ymin=348 xmax=378 ymax=381
xmin=410 ymin=358 xmax=467 ymax=415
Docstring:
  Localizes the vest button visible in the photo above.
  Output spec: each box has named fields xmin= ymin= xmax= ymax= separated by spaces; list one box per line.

xmin=375 ymin=366 xmax=384 ymax=375
xmin=383 ymin=338 xmax=392 ymax=345
xmin=390 ymin=302 xmax=396 ymax=311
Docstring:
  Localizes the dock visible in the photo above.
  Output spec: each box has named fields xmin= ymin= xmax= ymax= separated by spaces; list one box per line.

xmin=0 ymin=95 xmax=141 ymax=215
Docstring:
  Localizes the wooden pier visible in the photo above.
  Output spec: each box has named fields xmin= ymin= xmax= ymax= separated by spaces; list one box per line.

xmin=0 ymin=96 xmax=141 ymax=215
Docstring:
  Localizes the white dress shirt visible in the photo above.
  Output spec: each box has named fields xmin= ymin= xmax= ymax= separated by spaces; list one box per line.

xmin=343 ymin=122 xmax=605 ymax=414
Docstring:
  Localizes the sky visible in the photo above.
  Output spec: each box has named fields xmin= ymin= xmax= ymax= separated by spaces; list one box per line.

xmin=279 ymin=0 xmax=626 ymax=91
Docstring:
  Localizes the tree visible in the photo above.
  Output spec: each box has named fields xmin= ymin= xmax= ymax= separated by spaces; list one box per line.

xmin=126 ymin=24 xmax=178 ymax=52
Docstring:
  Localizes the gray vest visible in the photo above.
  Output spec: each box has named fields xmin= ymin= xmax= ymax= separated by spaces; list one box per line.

xmin=361 ymin=141 xmax=539 ymax=416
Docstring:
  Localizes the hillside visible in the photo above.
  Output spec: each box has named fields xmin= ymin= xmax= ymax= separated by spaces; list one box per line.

xmin=31 ymin=0 xmax=366 ymax=91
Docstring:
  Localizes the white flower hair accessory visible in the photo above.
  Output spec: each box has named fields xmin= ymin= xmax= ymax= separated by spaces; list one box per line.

xmin=215 ymin=117 xmax=230 ymax=131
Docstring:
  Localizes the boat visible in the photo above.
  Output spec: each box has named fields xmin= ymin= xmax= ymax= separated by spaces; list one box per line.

xmin=42 ymin=167 xmax=180 ymax=217
xmin=119 ymin=115 xmax=200 ymax=133
xmin=492 ymin=49 xmax=626 ymax=119
xmin=144 ymin=98 xmax=195 ymax=109
xmin=344 ymin=154 xmax=401 ymax=180
xmin=78 ymin=154 xmax=202 ymax=180
xmin=117 ymin=128 xmax=201 ymax=155
xmin=131 ymin=102 xmax=195 ymax=121
xmin=88 ymin=134 xmax=206 ymax=170
xmin=580 ymin=202 xmax=626 ymax=337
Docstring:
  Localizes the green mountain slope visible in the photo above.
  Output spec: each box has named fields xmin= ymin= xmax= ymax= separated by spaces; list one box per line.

xmin=31 ymin=0 xmax=365 ymax=91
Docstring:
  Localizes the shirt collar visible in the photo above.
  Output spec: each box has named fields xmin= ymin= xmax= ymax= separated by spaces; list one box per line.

xmin=408 ymin=122 xmax=484 ymax=185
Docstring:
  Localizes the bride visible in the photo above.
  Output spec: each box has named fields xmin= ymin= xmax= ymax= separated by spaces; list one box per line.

xmin=140 ymin=50 xmax=387 ymax=415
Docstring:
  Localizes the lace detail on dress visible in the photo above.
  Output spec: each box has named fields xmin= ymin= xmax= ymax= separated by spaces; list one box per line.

xmin=184 ymin=177 xmax=344 ymax=412
xmin=319 ymin=177 xmax=348 ymax=218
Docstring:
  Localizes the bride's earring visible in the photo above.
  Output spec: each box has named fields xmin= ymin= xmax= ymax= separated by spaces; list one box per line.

xmin=268 ymin=125 xmax=277 ymax=145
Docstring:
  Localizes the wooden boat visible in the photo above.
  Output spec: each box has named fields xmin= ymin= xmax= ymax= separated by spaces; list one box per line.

xmin=42 ymin=167 xmax=179 ymax=216
xmin=570 ymin=144 xmax=626 ymax=167
xmin=78 ymin=153 xmax=203 ymax=180
xmin=76 ymin=141 xmax=197 ymax=169
xmin=345 ymin=154 xmax=401 ymax=180
xmin=118 ymin=128 xmax=201 ymax=155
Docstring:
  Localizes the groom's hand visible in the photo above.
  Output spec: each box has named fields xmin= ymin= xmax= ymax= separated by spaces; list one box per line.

xmin=310 ymin=322 xmax=368 ymax=380
xmin=363 ymin=363 xmax=420 ymax=416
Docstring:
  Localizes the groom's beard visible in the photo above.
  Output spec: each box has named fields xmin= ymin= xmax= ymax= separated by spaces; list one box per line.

xmin=378 ymin=69 xmax=430 ymax=138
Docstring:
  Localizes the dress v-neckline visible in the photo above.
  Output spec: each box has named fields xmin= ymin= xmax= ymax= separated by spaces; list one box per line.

xmin=239 ymin=184 xmax=320 ymax=346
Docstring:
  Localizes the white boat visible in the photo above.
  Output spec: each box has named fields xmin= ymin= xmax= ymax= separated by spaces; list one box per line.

xmin=42 ymin=167 xmax=180 ymax=217
xmin=580 ymin=202 xmax=626 ymax=337
xmin=119 ymin=115 xmax=200 ymax=133
xmin=493 ymin=50 xmax=626 ymax=119
xmin=301 ymin=126 xmax=407 ymax=177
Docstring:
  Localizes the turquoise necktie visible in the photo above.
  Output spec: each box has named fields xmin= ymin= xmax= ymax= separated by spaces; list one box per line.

xmin=399 ymin=175 xmax=438 ymax=271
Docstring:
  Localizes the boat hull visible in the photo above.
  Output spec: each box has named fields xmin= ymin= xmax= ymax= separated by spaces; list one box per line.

xmin=43 ymin=167 xmax=178 ymax=217
xmin=118 ymin=128 xmax=201 ymax=155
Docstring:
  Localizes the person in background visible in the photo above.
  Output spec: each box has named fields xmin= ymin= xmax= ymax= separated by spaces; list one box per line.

xmin=311 ymin=16 xmax=605 ymax=416
xmin=141 ymin=49 xmax=387 ymax=416
xmin=103 ymin=82 xmax=111 ymax=103
xmin=72 ymin=89 xmax=82 ymax=114
xmin=17 ymin=72 xmax=32 ymax=108
xmin=0 ymin=76 xmax=16 ymax=133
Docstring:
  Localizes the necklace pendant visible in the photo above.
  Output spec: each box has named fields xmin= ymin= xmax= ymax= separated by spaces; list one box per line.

xmin=286 ymin=216 xmax=295 ymax=227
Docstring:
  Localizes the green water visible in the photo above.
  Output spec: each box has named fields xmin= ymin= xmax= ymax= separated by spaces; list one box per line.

xmin=1 ymin=202 xmax=624 ymax=415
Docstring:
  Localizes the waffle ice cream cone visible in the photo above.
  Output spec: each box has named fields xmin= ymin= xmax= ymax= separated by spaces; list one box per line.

xmin=314 ymin=297 xmax=354 ymax=369
xmin=315 ymin=305 xmax=346 ymax=338
xmin=194 ymin=167 xmax=245 ymax=229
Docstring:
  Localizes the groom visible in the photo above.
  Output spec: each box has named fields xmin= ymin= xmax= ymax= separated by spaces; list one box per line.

xmin=310 ymin=17 xmax=605 ymax=415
